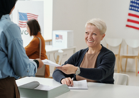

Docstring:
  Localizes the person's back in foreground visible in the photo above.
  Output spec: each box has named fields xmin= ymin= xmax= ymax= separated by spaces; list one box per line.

xmin=0 ymin=0 xmax=44 ymax=97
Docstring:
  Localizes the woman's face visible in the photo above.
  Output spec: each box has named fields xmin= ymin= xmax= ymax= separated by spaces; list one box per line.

xmin=26 ymin=24 xmax=30 ymax=34
xmin=85 ymin=24 xmax=105 ymax=48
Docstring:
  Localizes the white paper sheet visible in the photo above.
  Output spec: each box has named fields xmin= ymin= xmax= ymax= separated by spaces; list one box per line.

xmin=68 ymin=80 xmax=88 ymax=90
xmin=42 ymin=59 xmax=61 ymax=67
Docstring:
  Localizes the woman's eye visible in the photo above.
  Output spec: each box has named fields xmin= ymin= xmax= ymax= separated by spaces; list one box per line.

xmin=93 ymin=33 xmax=96 ymax=35
xmin=85 ymin=32 xmax=89 ymax=34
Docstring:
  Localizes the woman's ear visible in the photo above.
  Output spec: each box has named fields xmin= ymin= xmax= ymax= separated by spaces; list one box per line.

xmin=101 ymin=34 xmax=105 ymax=40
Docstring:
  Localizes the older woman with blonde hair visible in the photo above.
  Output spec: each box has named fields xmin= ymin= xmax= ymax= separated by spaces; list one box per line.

xmin=53 ymin=18 xmax=115 ymax=86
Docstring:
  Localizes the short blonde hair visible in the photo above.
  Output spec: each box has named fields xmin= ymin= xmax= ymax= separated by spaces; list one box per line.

xmin=85 ymin=18 xmax=107 ymax=34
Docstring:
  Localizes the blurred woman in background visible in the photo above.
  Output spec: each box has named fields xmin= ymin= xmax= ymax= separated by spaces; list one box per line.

xmin=25 ymin=19 xmax=50 ymax=77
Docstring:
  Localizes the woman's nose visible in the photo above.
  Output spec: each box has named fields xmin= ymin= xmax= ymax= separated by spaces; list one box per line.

xmin=88 ymin=34 xmax=92 ymax=39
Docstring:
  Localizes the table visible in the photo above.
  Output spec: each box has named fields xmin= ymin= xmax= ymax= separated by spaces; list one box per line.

xmin=16 ymin=77 xmax=139 ymax=98
xmin=57 ymin=82 xmax=139 ymax=98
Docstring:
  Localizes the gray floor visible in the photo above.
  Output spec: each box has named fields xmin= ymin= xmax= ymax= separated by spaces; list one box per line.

xmin=114 ymin=71 xmax=139 ymax=86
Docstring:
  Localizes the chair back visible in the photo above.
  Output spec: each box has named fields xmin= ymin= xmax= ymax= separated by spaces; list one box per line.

xmin=124 ymin=39 xmax=139 ymax=55
xmin=105 ymin=38 xmax=123 ymax=47
xmin=105 ymin=38 xmax=122 ymax=55
xmin=114 ymin=73 xmax=129 ymax=85
xmin=125 ymin=39 xmax=139 ymax=48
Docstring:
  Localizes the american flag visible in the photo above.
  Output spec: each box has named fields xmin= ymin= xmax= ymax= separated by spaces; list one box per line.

xmin=18 ymin=12 xmax=38 ymax=28
xmin=55 ymin=34 xmax=63 ymax=40
xmin=126 ymin=0 xmax=139 ymax=30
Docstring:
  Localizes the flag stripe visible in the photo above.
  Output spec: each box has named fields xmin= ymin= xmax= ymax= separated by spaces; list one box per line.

xmin=126 ymin=21 xmax=139 ymax=28
xmin=27 ymin=13 xmax=38 ymax=20
xmin=128 ymin=13 xmax=139 ymax=18
xmin=128 ymin=16 xmax=139 ymax=21
xmin=126 ymin=25 xmax=139 ymax=30
xmin=127 ymin=19 xmax=139 ymax=24
xmin=19 ymin=20 xmax=27 ymax=23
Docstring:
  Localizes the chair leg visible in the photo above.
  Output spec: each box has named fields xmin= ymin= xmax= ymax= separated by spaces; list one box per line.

xmin=125 ymin=58 xmax=128 ymax=72
xmin=116 ymin=56 xmax=119 ymax=73
xmin=56 ymin=55 xmax=59 ymax=64
xmin=135 ymin=57 xmax=138 ymax=76
xmin=120 ymin=57 xmax=123 ymax=72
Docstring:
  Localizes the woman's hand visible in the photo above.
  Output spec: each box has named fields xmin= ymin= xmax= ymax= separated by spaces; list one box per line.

xmin=56 ymin=64 xmax=78 ymax=74
xmin=61 ymin=77 xmax=73 ymax=86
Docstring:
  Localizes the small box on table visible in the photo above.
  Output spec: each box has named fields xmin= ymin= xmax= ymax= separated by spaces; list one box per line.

xmin=52 ymin=30 xmax=74 ymax=48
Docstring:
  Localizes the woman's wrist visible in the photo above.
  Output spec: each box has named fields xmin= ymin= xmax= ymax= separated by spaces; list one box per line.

xmin=33 ymin=60 xmax=39 ymax=68
xmin=75 ymin=67 xmax=80 ymax=75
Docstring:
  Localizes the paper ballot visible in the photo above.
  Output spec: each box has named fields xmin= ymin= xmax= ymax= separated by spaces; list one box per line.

xmin=42 ymin=59 xmax=61 ymax=67
xmin=68 ymin=80 xmax=88 ymax=90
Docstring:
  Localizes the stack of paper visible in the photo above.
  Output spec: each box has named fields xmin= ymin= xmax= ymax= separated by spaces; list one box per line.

xmin=18 ymin=80 xmax=70 ymax=98
xmin=19 ymin=81 xmax=59 ymax=91
xmin=68 ymin=80 xmax=88 ymax=90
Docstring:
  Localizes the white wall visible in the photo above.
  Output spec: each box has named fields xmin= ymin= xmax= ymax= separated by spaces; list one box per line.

xmin=53 ymin=0 xmax=139 ymax=72
xmin=53 ymin=0 xmax=88 ymax=51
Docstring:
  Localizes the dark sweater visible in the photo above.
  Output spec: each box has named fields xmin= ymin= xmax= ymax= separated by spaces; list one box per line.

xmin=53 ymin=45 xmax=115 ymax=84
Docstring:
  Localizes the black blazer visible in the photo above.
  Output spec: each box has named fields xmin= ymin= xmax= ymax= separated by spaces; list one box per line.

xmin=53 ymin=45 xmax=115 ymax=84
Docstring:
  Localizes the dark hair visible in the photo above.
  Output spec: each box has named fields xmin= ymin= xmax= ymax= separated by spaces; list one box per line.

xmin=27 ymin=19 xmax=41 ymax=36
xmin=0 ymin=0 xmax=17 ymax=19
